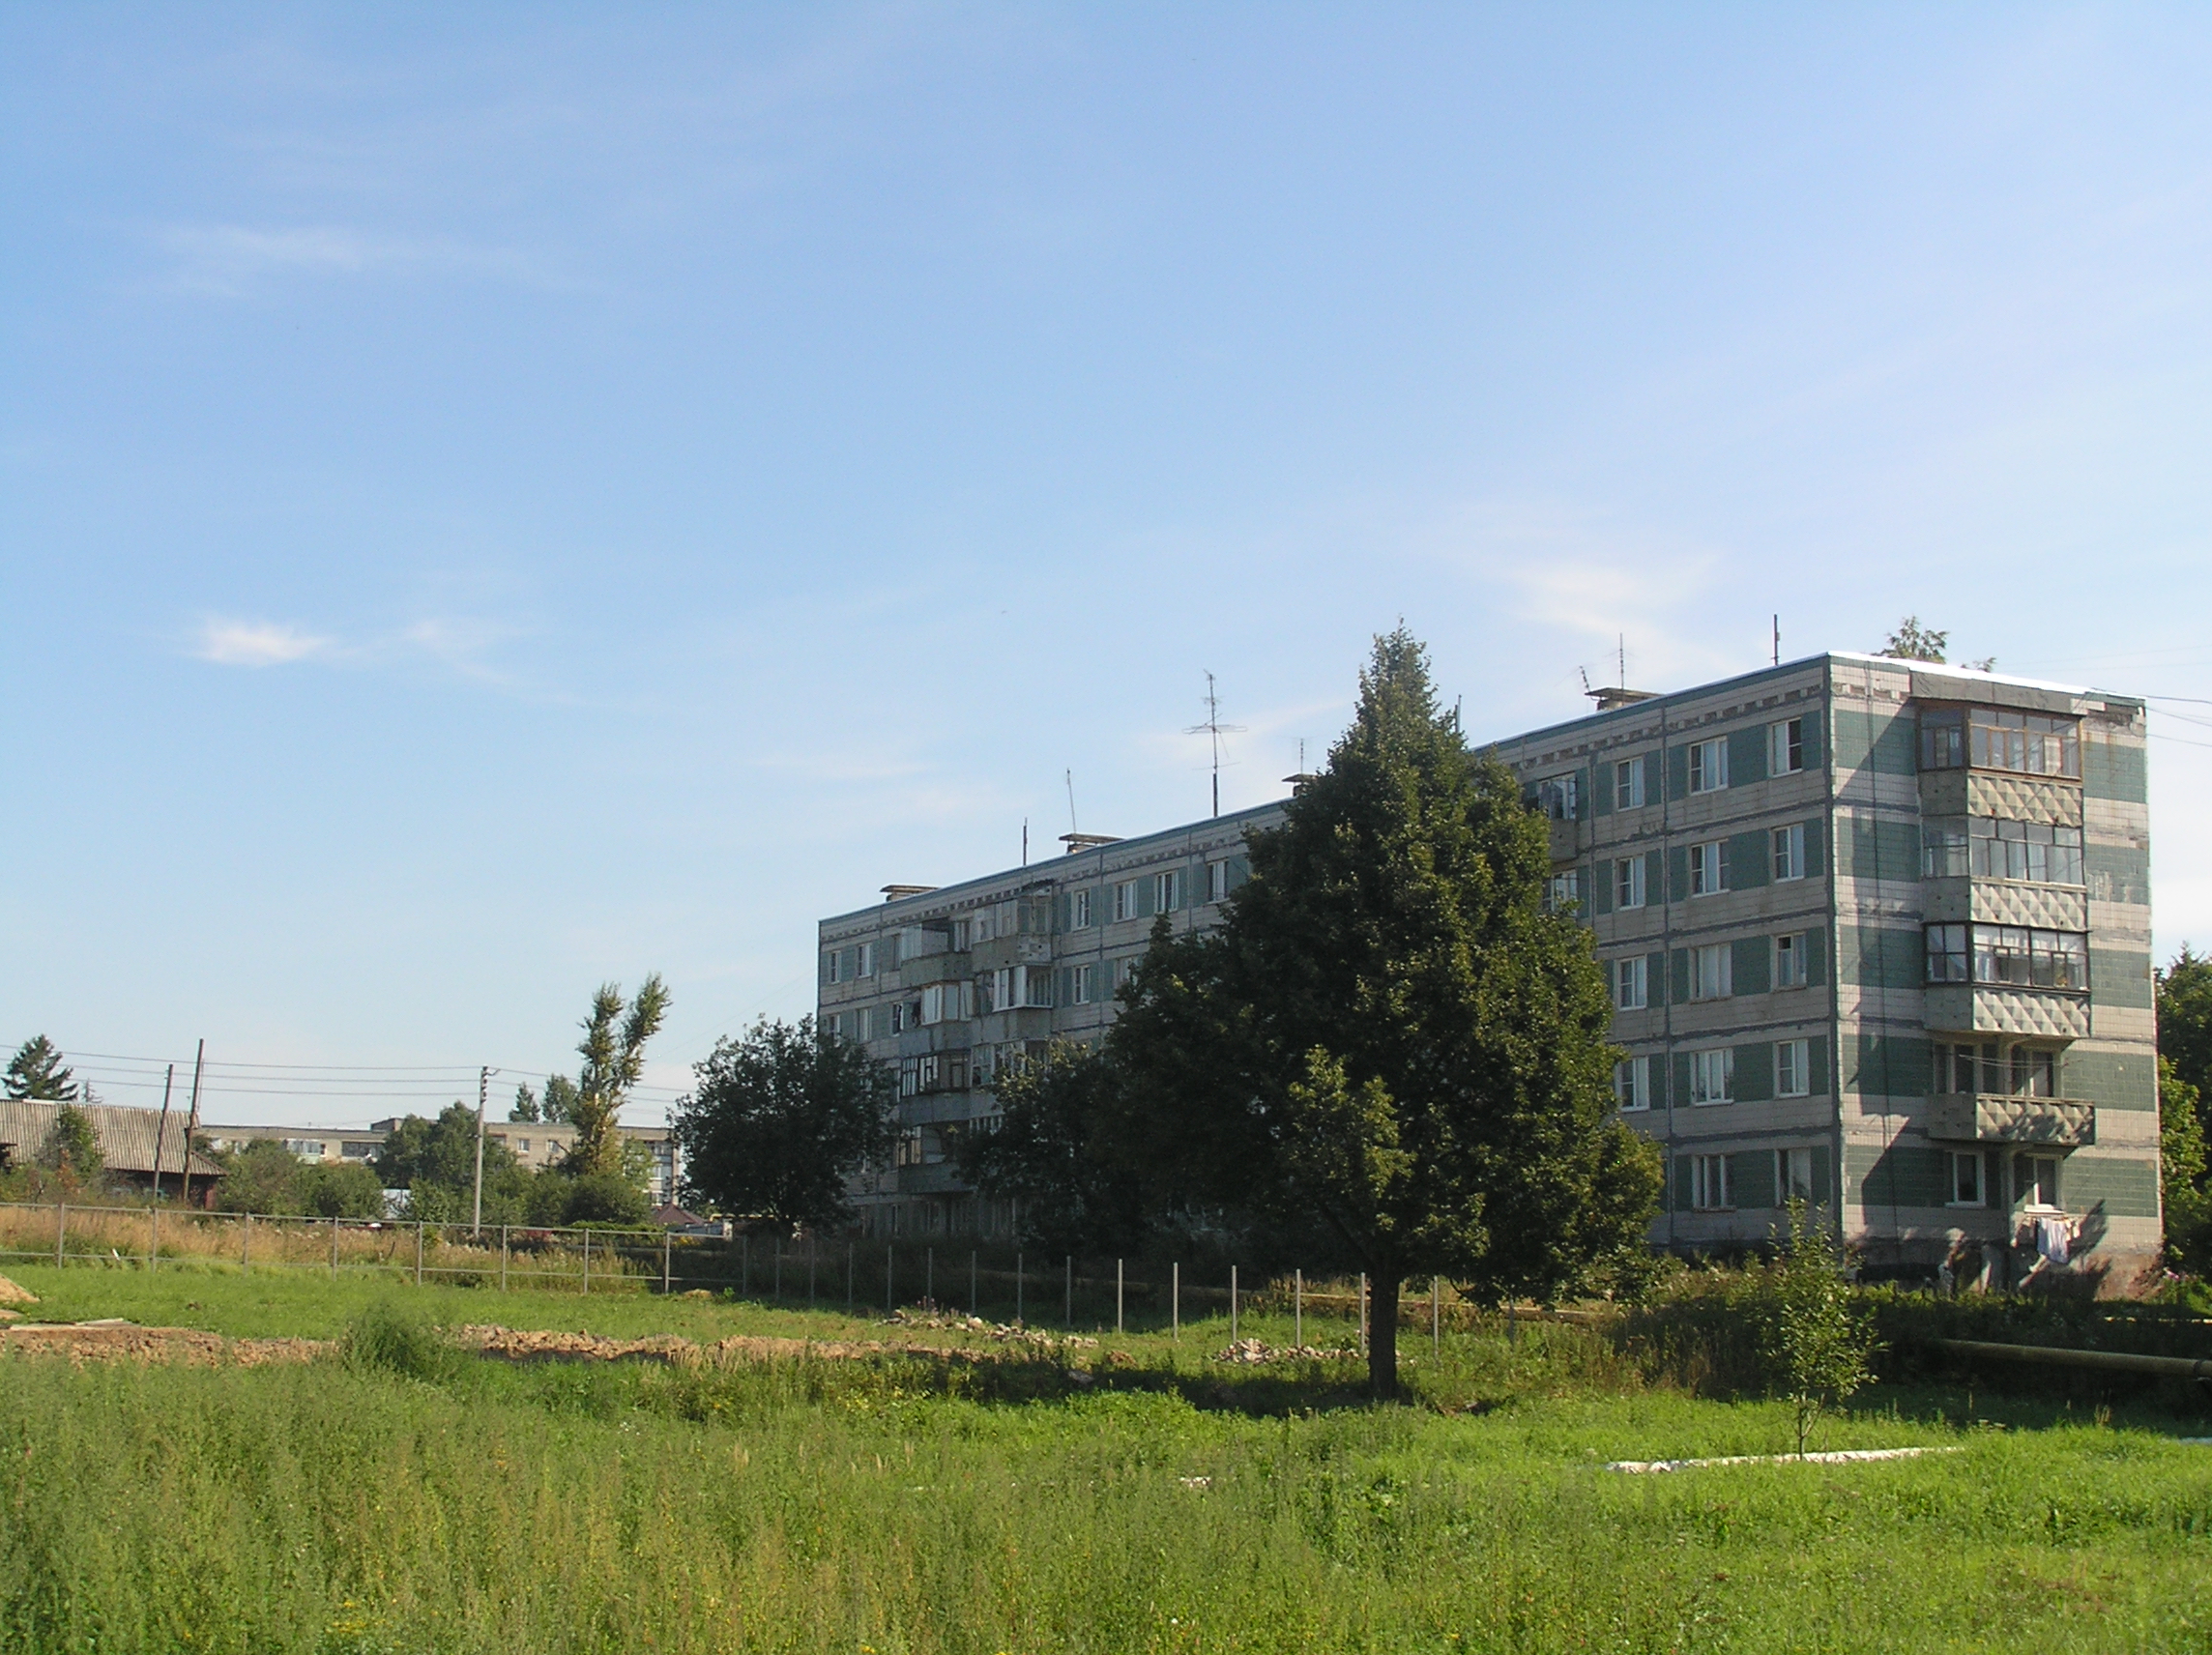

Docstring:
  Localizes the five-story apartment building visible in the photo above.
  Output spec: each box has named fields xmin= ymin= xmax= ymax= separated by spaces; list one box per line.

xmin=818 ymin=653 xmax=2159 ymax=1289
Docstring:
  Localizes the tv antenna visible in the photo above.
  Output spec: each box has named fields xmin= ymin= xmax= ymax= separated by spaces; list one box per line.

xmin=1184 ymin=671 xmax=1246 ymax=818
xmin=1065 ymin=769 xmax=1078 ymax=835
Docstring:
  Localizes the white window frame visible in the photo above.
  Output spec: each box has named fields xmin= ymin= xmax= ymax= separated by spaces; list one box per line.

xmin=1615 ymin=856 xmax=1646 ymax=910
xmin=1069 ymin=888 xmax=1092 ymax=929
xmin=1774 ymin=932 xmax=1808 ymax=989
xmin=1690 ymin=1153 xmax=1732 ymax=1210
xmin=823 ymin=949 xmax=843 ymax=985
xmin=1207 ymin=860 xmax=1230 ymax=904
xmin=1776 ymin=1037 xmax=1811 ymax=1097
xmin=1689 ymin=1047 xmax=1734 ymax=1105
xmin=1688 ymin=737 xmax=1729 ymax=795
xmin=1769 ymin=717 xmax=1806 ymax=776
xmin=2020 ymin=1153 xmax=2061 ymax=1211
xmin=1069 ymin=963 xmax=1094 ymax=1005
xmin=1615 ymin=757 xmax=1646 ymax=811
xmin=1113 ymin=881 xmax=1139 ymax=922
xmin=1772 ymin=823 xmax=1807 ymax=883
xmin=855 ymin=941 xmax=875 ymax=979
xmin=1776 ymin=1147 xmax=1815 ymax=1205
xmin=1546 ymin=869 xmax=1582 ymax=915
xmin=1948 ymin=1149 xmax=1985 ymax=1207
xmin=1689 ymin=840 xmax=1724 ymax=896
xmin=1613 ymin=1055 xmax=1651 ymax=1112
xmin=1691 ymin=944 xmax=1731 ymax=1002
xmin=1154 ymin=870 xmax=1182 ymax=913
xmin=1612 ymin=956 xmax=1648 ymax=1011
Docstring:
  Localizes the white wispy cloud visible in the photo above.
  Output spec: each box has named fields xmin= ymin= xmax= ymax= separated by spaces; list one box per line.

xmin=193 ymin=617 xmax=334 ymax=666
xmin=152 ymin=224 xmax=553 ymax=297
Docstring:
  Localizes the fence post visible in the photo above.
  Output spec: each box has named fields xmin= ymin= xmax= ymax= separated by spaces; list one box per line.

xmin=1432 ymin=1276 xmax=1441 ymax=1354
xmin=925 ymin=1247 xmax=933 ymax=1310
xmin=886 ymin=1244 xmax=893 ymax=1315
xmin=1116 ymin=1258 xmax=1123 ymax=1335
xmin=54 ymin=1201 xmax=65 ymax=1269
xmin=772 ymin=1236 xmax=781 ymax=1301
xmin=415 ymin=1221 xmax=424 ymax=1288
xmin=809 ymin=1235 xmax=817 ymax=1307
xmin=1358 ymin=1273 xmax=1368 ymax=1355
xmin=1172 ymin=1262 xmax=1179 ymax=1342
xmin=846 ymin=1243 xmax=854 ymax=1313
xmin=500 ymin=1224 xmax=509 ymax=1293
xmin=970 ymin=1249 xmax=976 ymax=1317
xmin=1294 ymin=1268 xmax=1302 ymax=1350
xmin=149 ymin=1205 xmax=159 ymax=1274
xmin=1064 ymin=1256 xmax=1072 ymax=1330
xmin=1230 ymin=1264 xmax=1238 ymax=1343
xmin=581 ymin=1229 xmax=590 ymax=1295
xmin=242 ymin=1211 xmax=252 ymax=1271
xmin=331 ymin=1215 xmax=339 ymax=1280
xmin=662 ymin=1228 xmax=672 ymax=1294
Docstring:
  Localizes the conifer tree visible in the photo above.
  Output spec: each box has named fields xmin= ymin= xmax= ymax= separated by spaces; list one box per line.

xmin=1106 ymin=628 xmax=1661 ymax=1395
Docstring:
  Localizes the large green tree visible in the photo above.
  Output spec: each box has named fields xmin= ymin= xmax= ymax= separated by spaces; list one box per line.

xmin=2157 ymin=949 xmax=2212 ymax=1269
xmin=6 ymin=1035 xmax=80 ymax=1101
xmin=672 ymin=1016 xmax=895 ymax=1233
xmin=563 ymin=976 xmax=669 ymax=1177
xmin=374 ymin=1104 xmax=519 ymax=1198
xmin=954 ymin=1041 xmax=1151 ymax=1256
xmin=1104 ymin=628 xmax=1662 ymax=1395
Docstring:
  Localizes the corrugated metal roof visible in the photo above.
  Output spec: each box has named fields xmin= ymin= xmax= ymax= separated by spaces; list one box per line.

xmin=0 ymin=1098 xmax=223 ymax=1178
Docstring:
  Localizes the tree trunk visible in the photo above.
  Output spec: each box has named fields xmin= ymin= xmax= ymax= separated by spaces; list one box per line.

xmin=1368 ymin=1273 xmax=1401 ymax=1398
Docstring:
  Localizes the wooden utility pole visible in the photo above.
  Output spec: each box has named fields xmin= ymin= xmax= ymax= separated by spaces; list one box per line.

xmin=151 ymin=1064 xmax=175 ymax=1202
xmin=473 ymin=1065 xmax=490 ymax=1234
xmin=180 ymin=1039 xmax=205 ymax=1207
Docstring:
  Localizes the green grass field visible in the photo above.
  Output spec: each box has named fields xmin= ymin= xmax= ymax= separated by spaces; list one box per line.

xmin=3 ymin=1264 xmax=2209 ymax=1653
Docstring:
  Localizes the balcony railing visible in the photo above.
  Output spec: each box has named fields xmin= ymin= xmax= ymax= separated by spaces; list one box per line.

xmin=1926 ymin=1092 xmax=2095 ymax=1147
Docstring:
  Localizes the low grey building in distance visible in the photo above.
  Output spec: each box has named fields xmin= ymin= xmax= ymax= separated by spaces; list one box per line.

xmin=819 ymin=652 xmax=2158 ymax=1292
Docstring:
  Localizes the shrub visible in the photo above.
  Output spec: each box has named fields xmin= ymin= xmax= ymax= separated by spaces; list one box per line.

xmin=563 ymin=1171 xmax=651 ymax=1228
xmin=339 ymin=1301 xmax=465 ymax=1384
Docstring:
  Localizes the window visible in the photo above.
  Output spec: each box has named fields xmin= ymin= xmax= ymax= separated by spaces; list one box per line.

xmin=1117 ymin=955 xmax=1144 ymax=988
xmin=888 ymin=1000 xmax=920 ymax=1033
xmin=1926 ymin=923 xmax=1969 ymax=983
xmin=1774 ymin=932 xmax=1808 ymax=989
xmin=1613 ymin=1056 xmax=1651 ymax=1111
xmin=950 ymin=918 xmax=972 ymax=950
xmin=283 ymin=1140 xmax=326 ymax=1160
xmin=1615 ymin=757 xmax=1647 ymax=811
xmin=1922 ymin=824 xmax=1967 ymax=878
xmin=920 ymin=981 xmax=974 ymax=1024
xmin=1690 ymin=1153 xmax=1732 ymax=1210
xmin=1016 ymin=965 xmax=1054 ymax=1007
xmin=1689 ymin=840 xmax=1724 ymax=896
xmin=1965 ymin=925 xmax=2088 ymax=991
xmin=1777 ymin=1147 xmax=1815 ymax=1205
xmin=1769 ymin=717 xmax=1806 ymax=776
xmin=1922 ymin=707 xmax=2081 ymax=777
xmin=1689 ymin=1047 xmax=1734 ymax=1105
xmin=1688 ymin=737 xmax=1729 ymax=794
xmin=1538 ymin=773 xmax=1581 ymax=821
xmin=1546 ymin=870 xmax=1582 ymax=914
xmin=2020 ymin=1154 xmax=2061 ymax=1210
xmin=1972 ymin=819 xmax=2084 ymax=886
xmin=1154 ymin=870 xmax=1183 ymax=913
xmin=1615 ymin=856 xmax=1647 ymax=909
xmin=1207 ymin=860 xmax=1230 ymax=903
xmin=1068 ymin=963 xmax=1095 ymax=1005
xmin=2012 ymin=1045 xmax=2058 ymax=1097
xmin=855 ymin=941 xmax=875 ymax=979
xmin=1113 ymin=881 xmax=1140 ymax=922
xmin=1691 ymin=944 xmax=1731 ymax=1002
xmin=1776 ymin=1038 xmax=1811 ymax=1097
xmin=822 ymin=949 xmax=843 ymax=985
xmin=1069 ymin=888 xmax=1092 ymax=928
xmin=1948 ymin=1151 xmax=1984 ymax=1207
xmin=1935 ymin=1040 xmax=1988 ymax=1094
xmin=1772 ymin=823 xmax=1806 ymax=882
xmin=341 ymin=1141 xmax=377 ymax=1160
xmin=972 ymin=907 xmax=997 ymax=944
xmin=1612 ymin=956 xmax=1648 ymax=1011
xmin=1921 ymin=709 xmax=1966 ymax=770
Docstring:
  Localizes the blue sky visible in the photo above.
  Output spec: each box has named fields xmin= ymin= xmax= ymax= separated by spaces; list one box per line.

xmin=6 ymin=5 xmax=2210 ymax=1125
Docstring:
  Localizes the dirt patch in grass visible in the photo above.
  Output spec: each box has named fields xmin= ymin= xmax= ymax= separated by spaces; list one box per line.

xmin=457 ymin=1323 xmax=1056 ymax=1366
xmin=0 ymin=1321 xmax=325 ymax=1366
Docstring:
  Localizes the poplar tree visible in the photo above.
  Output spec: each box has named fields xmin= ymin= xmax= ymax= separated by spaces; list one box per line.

xmin=562 ymin=975 xmax=669 ymax=1177
xmin=1107 ymin=628 xmax=1660 ymax=1396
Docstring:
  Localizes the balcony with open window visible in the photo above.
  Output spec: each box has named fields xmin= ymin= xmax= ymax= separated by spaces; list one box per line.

xmin=1922 ymin=1037 xmax=2095 ymax=1147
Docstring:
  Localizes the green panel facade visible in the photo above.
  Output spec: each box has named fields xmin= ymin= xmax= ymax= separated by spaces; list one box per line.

xmin=1850 ymin=1141 xmax=1950 ymax=1208
xmin=2090 ymin=949 xmax=2154 ymax=1009
xmin=1830 ymin=705 xmax=1918 ymax=776
xmin=2063 ymin=1048 xmax=2158 ymax=1112
xmin=1731 ymin=937 xmax=1771 ymax=997
xmin=2059 ymin=1155 xmax=2160 ymax=1220
xmin=2083 ymin=735 xmax=2147 ymax=804
xmin=1843 ymin=815 xmax=1922 ymax=884
xmin=1849 ymin=1033 xmax=1930 ymax=1098
xmin=1843 ymin=925 xmax=1923 ymax=990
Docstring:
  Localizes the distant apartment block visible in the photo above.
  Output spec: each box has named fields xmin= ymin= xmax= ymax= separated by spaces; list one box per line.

xmin=818 ymin=653 xmax=2157 ymax=1290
